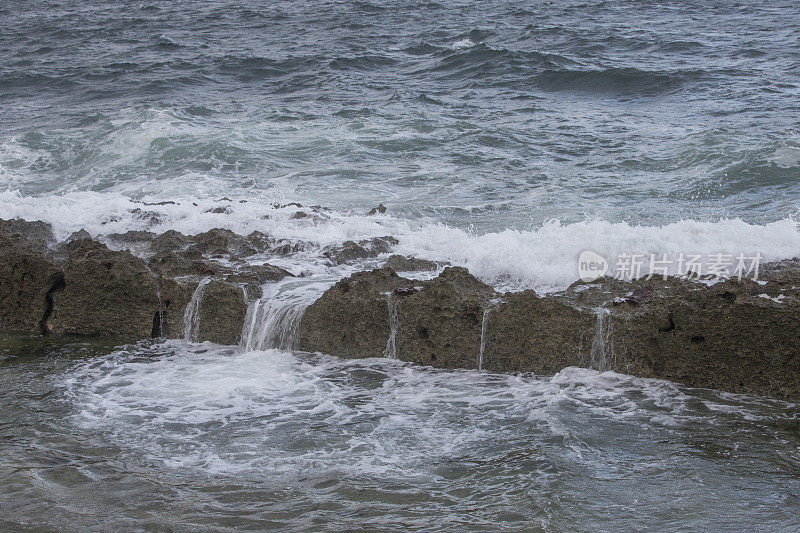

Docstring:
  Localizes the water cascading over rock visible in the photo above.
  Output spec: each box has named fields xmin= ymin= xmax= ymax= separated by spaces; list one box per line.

xmin=383 ymin=293 xmax=399 ymax=359
xmin=240 ymin=281 xmax=328 ymax=351
xmin=182 ymin=277 xmax=212 ymax=342
xmin=589 ymin=308 xmax=613 ymax=372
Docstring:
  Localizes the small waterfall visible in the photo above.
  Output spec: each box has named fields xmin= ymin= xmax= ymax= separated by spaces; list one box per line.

xmin=590 ymin=308 xmax=613 ymax=372
xmin=240 ymin=280 xmax=324 ymax=351
xmin=477 ymin=307 xmax=490 ymax=370
xmin=182 ymin=277 xmax=212 ymax=342
xmin=383 ymin=293 xmax=399 ymax=359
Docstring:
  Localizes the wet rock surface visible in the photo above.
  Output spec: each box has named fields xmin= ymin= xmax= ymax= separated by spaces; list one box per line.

xmin=394 ymin=267 xmax=496 ymax=369
xmin=1 ymin=217 xmax=799 ymax=399
xmin=0 ymin=220 xmax=290 ymax=343
xmin=298 ymin=268 xmax=800 ymax=400
xmin=383 ymin=254 xmax=438 ymax=272
xmin=195 ymin=280 xmax=248 ymax=345
xmin=48 ymin=238 xmax=162 ymax=338
xmin=0 ymin=237 xmax=62 ymax=334
xmin=298 ymin=267 xmax=416 ymax=358
xmin=323 ymin=236 xmax=398 ymax=265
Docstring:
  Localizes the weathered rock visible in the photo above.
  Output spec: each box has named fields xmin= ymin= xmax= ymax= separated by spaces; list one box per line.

xmin=129 ymin=208 xmax=162 ymax=226
xmin=384 ymin=254 xmax=437 ymax=272
xmin=606 ymin=278 xmax=800 ymax=398
xmin=2 ymin=217 xmax=799 ymax=400
xmin=298 ymin=267 xmax=800 ymax=399
xmin=152 ymin=230 xmax=192 ymax=254
xmin=223 ymin=263 xmax=292 ymax=297
xmin=483 ymin=291 xmax=594 ymax=374
xmin=323 ymin=236 xmax=398 ymax=265
xmin=154 ymin=276 xmax=195 ymax=339
xmin=0 ymin=218 xmax=55 ymax=245
xmin=148 ymin=250 xmax=216 ymax=278
xmin=246 ymin=231 xmax=273 ymax=253
xmin=189 ymin=228 xmax=257 ymax=258
xmin=48 ymin=239 xmax=162 ymax=338
xmin=298 ymin=267 xmax=416 ymax=358
xmin=394 ymin=267 xmax=497 ymax=368
xmin=105 ymin=230 xmax=156 ymax=244
xmin=195 ymin=280 xmax=247 ymax=345
xmin=368 ymin=203 xmax=387 ymax=215
xmin=66 ymin=229 xmax=92 ymax=243
xmin=104 ymin=230 xmax=157 ymax=257
xmin=0 ymin=239 xmax=62 ymax=334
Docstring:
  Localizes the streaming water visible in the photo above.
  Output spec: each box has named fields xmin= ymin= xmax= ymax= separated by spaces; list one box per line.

xmin=590 ymin=308 xmax=613 ymax=372
xmin=240 ymin=279 xmax=328 ymax=351
xmin=478 ymin=307 xmax=490 ymax=370
xmin=182 ymin=277 xmax=212 ymax=342
xmin=383 ymin=293 xmax=400 ymax=359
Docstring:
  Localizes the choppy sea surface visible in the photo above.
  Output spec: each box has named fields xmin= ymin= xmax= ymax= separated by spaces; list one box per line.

xmin=1 ymin=0 xmax=800 ymax=530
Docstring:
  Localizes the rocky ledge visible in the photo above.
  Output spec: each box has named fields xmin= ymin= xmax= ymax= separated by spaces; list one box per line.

xmin=1 ymin=218 xmax=798 ymax=400
xmin=298 ymin=266 xmax=800 ymax=399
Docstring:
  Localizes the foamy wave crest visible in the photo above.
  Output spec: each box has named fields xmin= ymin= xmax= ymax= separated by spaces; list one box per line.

xmin=396 ymin=217 xmax=800 ymax=292
xmin=1 ymin=190 xmax=799 ymax=292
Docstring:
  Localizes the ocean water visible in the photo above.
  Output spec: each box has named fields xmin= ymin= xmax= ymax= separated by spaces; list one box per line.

xmin=1 ymin=0 xmax=800 ymax=530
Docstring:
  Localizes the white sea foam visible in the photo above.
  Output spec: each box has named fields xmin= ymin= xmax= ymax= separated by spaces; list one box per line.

xmin=769 ymin=145 xmax=800 ymax=168
xmin=451 ymin=38 xmax=475 ymax=49
xmin=1 ymin=190 xmax=800 ymax=293
xmin=60 ymin=342 xmax=793 ymax=478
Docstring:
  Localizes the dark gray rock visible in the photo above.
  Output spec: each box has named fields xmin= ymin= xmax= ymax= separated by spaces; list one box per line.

xmin=0 ymin=218 xmax=55 ymax=245
xmin=323 ymin=236 xmax=398 ymax=265
xmin=49 ymin=239 xmax=162 ymax=338
xmin=298 ymin=267 xmax=800 ymax=400
xmin=384 ymin=254 xmax=437 ymax=272
xmin=0 ymin=238 xmax=62 ymax=334
xmin=298 ymin=267 xmax=416 ymax=358
xmin=195 ymin=280 xmax=247 ymax=345
xmin=189 ymin=228 xmax=257 ymax=258
xmin=368 ymin=204 xmax=387 ymax=215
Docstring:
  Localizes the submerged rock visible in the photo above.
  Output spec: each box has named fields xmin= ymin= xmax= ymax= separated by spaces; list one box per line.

xmin=368 ymin=203 xmax=387 ymax=215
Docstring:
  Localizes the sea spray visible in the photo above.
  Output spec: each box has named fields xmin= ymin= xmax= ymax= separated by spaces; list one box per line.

xmin=589 ymin=308 xmax=613 ymax=372
xmin=383 ymin=292 xmax=399 ymax=359
xmin=182 ymin=277 xmax=212 ymax=342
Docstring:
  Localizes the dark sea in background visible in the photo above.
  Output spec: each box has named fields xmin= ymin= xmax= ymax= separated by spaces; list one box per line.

xmin=2 ymin=0 xmax=800 ymax=224
xmin=1 ymin=1 xmax=799 ymax=531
